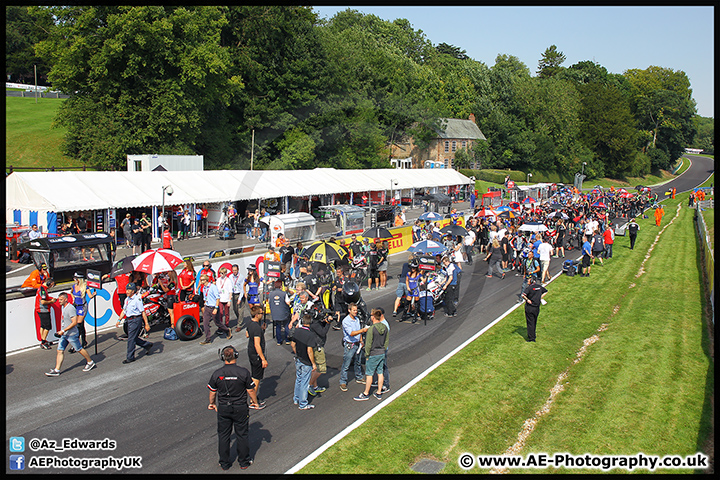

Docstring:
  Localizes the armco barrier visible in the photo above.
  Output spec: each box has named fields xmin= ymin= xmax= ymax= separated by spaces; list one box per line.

xmin=695 ymin=205 xmax=714 ymax=324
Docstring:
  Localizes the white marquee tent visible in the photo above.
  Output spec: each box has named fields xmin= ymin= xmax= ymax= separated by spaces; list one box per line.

xmin=6 ymin=168 xmax=473 ymax=232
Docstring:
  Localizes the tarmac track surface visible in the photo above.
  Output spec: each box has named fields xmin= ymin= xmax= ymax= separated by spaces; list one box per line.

xmin=5 ymin=155 xmax=713 ymax=474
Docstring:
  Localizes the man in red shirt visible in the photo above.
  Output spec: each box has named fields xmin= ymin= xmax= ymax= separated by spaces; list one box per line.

xmin=36 ymin=277 xmax=57 ymax=349
xmin=162 ymin=227 xmax=174 ymax=250
xmin=603 ymin=226 xmax=615 ymax=259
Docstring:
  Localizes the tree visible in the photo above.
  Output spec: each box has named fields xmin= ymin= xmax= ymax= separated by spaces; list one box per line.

xmin=435 ymin=42 xmax=469 ymax=60
xmin=452 ymin=147 xmax=473 ymax=169
xmin=537 ymin=45 xmax=566 ymax=79
xmin=34 ymin=6 xmax=240 ymax=170
xmin=624 ymin=66 xmax=697 ymax=162
xmin=5 ymin=6 xmax=54 ymax=84
xmin=577 ymin=83 xmax=639 ymax=178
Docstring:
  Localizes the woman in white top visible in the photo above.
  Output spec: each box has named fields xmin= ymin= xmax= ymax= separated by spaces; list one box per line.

xmin=215 ymin=267 xmax=234 ymax=328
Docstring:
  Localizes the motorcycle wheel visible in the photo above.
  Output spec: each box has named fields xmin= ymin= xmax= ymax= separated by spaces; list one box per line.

xmin=175 ymin=314 xmax=201 ymax=341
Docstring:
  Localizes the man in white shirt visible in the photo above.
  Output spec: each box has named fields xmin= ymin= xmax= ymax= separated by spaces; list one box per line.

xmin=28 ymin=224 xmax=42 ymax=240
xmin=463 ymin=229 xmax=476 ymax=265
xmin=536 ymin=235 xmax=554 ymax=285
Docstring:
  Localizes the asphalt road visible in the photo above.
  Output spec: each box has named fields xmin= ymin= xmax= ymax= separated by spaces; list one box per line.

xmin=6 ymin=155 xmax=713 ymax=474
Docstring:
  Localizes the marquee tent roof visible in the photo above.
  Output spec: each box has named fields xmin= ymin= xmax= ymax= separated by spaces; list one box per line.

xmin=6 ymin=168 xmax=473 ymax=213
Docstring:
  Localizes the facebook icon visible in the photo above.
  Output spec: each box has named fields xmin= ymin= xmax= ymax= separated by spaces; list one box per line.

xmin=10 ymin=454 xmax=25 ymax=470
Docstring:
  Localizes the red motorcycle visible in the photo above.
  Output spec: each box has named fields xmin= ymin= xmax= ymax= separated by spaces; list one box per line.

xmin=123 ymin=286 xmax=202 ymax=341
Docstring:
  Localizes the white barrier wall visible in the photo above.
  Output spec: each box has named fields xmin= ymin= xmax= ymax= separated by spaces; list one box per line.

xmin=6 ymin=255 xmax=266 ymax=354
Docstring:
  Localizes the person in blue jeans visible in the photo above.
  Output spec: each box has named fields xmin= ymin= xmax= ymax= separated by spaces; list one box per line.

xmin=290 ymin=315 xmax=317 ymax=410
xmin=339 ymin=303 xmax=365 ymax=391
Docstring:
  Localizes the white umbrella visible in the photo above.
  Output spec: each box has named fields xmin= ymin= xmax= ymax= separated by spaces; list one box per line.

xmin=518 ymin=222 xmax=548 ymax=233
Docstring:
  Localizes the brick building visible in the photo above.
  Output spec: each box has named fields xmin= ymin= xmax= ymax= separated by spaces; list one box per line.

xmin=389 ymin=114 xmax=487 ymax=169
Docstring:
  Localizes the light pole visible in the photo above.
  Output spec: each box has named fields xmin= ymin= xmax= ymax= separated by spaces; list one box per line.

xmin=161 ymin=185 xmax=174 ymax=236
xmin=250 ymin=128 xmax=255 ymax=171
xmin=526 ymin=173 xmax=532 ymax=185
xmin=581 ymin=162 xmax=587 ymax=177
xmin=390 ymin=178 xmax=398 ymax=206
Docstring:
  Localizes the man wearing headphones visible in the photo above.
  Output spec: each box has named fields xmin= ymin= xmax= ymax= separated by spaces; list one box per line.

xmin=208 ymin=345 xmax=264 ymax=471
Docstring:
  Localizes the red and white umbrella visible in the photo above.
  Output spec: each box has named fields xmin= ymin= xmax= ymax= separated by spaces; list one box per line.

xmin=131 ymin=248 xmax=185 ymax=274
xmin=474 ymin=208 xmax=498 ymax=218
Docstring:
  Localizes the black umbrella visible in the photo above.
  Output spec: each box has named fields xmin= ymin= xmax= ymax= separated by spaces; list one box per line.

xmin=362 ymin=226 xmax=393 ymax=239
xmin=109 ymin=255 xmax=137 ymax=279
xmin=439 ymin=224 xmax=468 ymax=237
xmin=549 ymin=203 xmax=564 ymax=210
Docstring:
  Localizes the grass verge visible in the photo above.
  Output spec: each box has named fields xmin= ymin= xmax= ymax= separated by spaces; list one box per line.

xmin=300 ymin=192 xmax=713 ymax=474
xmin=5 ymin=95 xmax=83 ymax=170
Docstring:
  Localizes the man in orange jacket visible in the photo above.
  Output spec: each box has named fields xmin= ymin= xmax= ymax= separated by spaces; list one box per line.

xmin=22 ymin=263 xmax=49 ymax=289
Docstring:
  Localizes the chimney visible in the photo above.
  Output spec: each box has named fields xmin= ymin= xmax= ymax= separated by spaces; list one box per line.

xmin=468 ymin=113 xmax=476 ymax=124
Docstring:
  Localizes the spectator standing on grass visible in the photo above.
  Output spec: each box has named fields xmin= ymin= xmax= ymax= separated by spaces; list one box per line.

xmin=603 ymin=224 xmax=615 ymax=259
xmin=580 ymin=235 xmax=593 ymax=277
xmin=518 ymin=251 xmax=540 ymax=303
xmin=521 ymin=277 xmax=547 ymax=343
xmin=45 ymin=292 xmax=96 ymax=376
xmin=627 ymin=218 xmax=640 ymax=250
xmin=591 ymin=229 xmax=605 ymax=267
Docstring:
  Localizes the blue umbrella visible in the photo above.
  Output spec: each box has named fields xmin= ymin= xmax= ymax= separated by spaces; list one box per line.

xmin=407 ymin=240 xmax=446 ymax=255
xmin=495 ymin=205 xmax=513 ymax=212
xmin=418 ymin=211 xmax=444 ymax=221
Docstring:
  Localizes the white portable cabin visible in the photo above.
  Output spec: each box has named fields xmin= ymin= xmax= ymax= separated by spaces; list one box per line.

xmin=268 ymin=213 xmax=317 ymax=245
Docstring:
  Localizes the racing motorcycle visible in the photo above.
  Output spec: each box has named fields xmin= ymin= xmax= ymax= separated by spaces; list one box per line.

xmin=348 ymin=254 xmax=368 ymax=285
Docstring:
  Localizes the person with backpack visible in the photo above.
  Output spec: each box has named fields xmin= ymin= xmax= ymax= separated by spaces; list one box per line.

xmin=591 ymin=229 xmax=605 ymax=266
xmin=518 ymin=251 xmax=540 ymax=303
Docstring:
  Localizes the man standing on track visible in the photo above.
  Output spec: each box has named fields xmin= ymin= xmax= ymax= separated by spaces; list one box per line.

xmin=208 ymin=345 xmax=261 ymax=470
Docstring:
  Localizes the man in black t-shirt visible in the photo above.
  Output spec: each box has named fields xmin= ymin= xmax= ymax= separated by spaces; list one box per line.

xmin=627 ymin=218 xmax=640 ymax=250
xmin=303 ymin=264 xmax=323 ymax=303
xmin=521 ymin=278 xmax=547 ymax=343
xmin=366 ymin=243 xmax=379 ymax=291
xmin=245 ymin=306 xmax=267 ymax=410
xmin=208 ymin=346 xmax=262 ymax=470
xmin=290 ymin=315 xmax=317 ymax=410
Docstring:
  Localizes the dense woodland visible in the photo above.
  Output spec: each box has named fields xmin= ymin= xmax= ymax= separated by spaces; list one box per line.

xmin=5 ymin=6 xmax=714 ymax=178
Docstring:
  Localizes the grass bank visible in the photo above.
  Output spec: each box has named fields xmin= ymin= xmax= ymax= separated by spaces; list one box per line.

xmin=5 ymin=95 xmax=82 ymax=170
xmin=300 ymin=192 xmax=713 ymax=474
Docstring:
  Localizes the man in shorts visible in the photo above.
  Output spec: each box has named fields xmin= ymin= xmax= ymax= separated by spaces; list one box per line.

xmin=354 ymin=308 xmax=389 ymax=401
xmin=45 ymin=292 xmax=96 ymax=376
xmin=245 ymin=306 xmax=267 ymax=409
xmin=308 ymin=309 xmax=332 ymax=396
xmin=37 ymin=277 xmax=57 ymax=349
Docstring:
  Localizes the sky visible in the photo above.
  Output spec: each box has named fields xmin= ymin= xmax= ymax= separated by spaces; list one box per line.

xmin=313 ymin=6 xmax=714 ymax=118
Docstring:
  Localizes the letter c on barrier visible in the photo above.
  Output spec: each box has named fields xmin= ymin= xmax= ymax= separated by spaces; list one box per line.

xmin=83 ymin=288 xmax=113 ymax=327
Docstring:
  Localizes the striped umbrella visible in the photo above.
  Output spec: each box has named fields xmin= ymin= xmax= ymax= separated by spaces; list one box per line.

xmin=407 ymin=240 xmax=446 ymax=255
xmin=131 ymin=248 xmax=184 ymax=274
xmin=522 ymin=197 xmax=537 ymax=204
xmin=418 ymin=211 xmax=444 ymax=221
xmin=474 ymin=208 xmax=498 ymax=218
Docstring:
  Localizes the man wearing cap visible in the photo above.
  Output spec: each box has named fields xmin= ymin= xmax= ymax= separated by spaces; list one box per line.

xmin=115 ymin=282 xmax=154 ymax=363
xmin=199 ymin=274 xmax=232 ymax=345
xmin=264 ymin=246 xmax=280 ymax=263
xmin=22 ymin=263 xmax=49 ymax=289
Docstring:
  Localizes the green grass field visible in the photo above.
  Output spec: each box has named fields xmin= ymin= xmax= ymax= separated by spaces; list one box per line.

xmin=300 ymin=192 xmax=713 ymax=474
xmin=5 ymin=95 xmax=83 ymax=170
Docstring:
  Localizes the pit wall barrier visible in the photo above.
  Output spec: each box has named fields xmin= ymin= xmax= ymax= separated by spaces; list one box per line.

xmin=6 ymin=214 xmax=468 ymax=353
